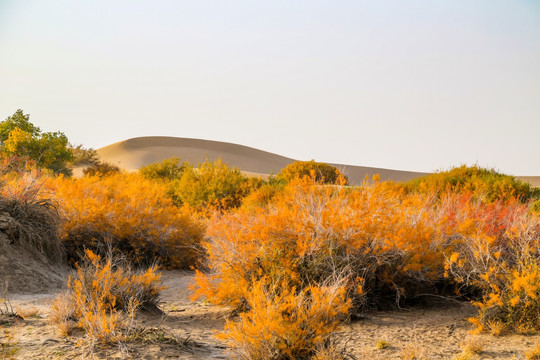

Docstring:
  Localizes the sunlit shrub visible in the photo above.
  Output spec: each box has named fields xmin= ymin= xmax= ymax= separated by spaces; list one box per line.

xmin=405 ymin=165 xmax=537 ymax=203
xmin=525 ymin=343 xmax=540 ymax=360
xmin=277 ymin=160 xmax=348 ymax=185
xmin=443 ymin=196 xmax=539 ymax=333
xmin=169 ymin=159 xmax=260 ymax=212
xmin=50 ymin=249 xmax=165 ymax=344
xmin=139 ymin=157 xmax=186 ymax=181
xmin=194 ymin=174 xmax=539 ymax=340
xmin=48 ymin=173 xmax=204 ymax=268
xmin=218 ymin=278 xmax=351 ymax=360
xmin=193 ymin=177 xmax=445 ymax=311
xmin=240 ymin=181 xmax=285 ymax=209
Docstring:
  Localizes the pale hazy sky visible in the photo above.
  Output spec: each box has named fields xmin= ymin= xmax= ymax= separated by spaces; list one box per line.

xmin=1 ymin=1 xmax=539 ymax=175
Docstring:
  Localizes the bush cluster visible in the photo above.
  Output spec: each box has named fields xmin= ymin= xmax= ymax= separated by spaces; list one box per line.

xmin=48 ymin=173 xmax=205 ymax=268
xmin=193 ymin=173 xmax=539 ymax=355
xmin=404 ymin=165 xmax=538 ymax=202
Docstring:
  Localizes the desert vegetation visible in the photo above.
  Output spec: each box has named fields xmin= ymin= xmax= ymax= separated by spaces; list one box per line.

xmin=0 ymin=111 xmax=539 ymax=359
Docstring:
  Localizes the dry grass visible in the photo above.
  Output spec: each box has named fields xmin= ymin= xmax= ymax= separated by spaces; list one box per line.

xmin=460 ymin=335 xmax=484 ymax=354
xmin=399 ymin=343 xmax=427 ymax=360
xmin=13 ymin=306 xmax=39 ymax=320
xmin=0 ymin=173 xmax=64 ymax=264
xmin=50 ymin=249 xmax=166 ymax=350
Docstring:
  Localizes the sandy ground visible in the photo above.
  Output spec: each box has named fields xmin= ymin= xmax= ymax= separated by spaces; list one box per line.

xmin=2 ymin=271 xmax=539 ymax=359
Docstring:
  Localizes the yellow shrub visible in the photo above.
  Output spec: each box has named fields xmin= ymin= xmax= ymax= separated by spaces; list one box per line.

xmin=51 ymin=250 xmax=166 ymax=344
xmin=47 ymin=173 xmax=204 ymax=268
xmin=193 ymin=177 xmax=443 ymax=310
xmin=218 ymin=278 xmax=351 ymax=360
xmin=444 ymin=202 xmax=539 ymax=333
xmin=525 ymin=343 xmax=540 ymax=360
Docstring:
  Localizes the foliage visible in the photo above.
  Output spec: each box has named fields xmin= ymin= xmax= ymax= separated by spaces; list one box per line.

xmin=194 ymin=175 xmax=540 ymax=345
xmin=241 ymin=181 xmax=285 ymax=210
xmin=82 ymin=161 xmax=121 ymax=177
xmin=193 ymin=177 xmax=444 ymax=311
xmin=50 ymin=249 xmax=165 ymax=344
xmin=139 ymin=157 xmax=186 ymax=181
xmin=0 ymin=109 xmax=40 ymax=141
xmin=69 ymin=144 xmax=100 ymax=167
xmin=0 ymin=171 xmax=63 ymax=263
xmin=47 ymin=173 xmax=205 ymax=268
xmin=277 ymin=160 xmax=348 ymax=185
xmin=217 ymin=278 xmax=350 ymax=360
xmin=0 ymin=110 xmax=74 ymax=175
xmin=404 ymin=165 xmax=538 ymax=203
xmin=525 ymin=343 xmax=540 ymax=360
xmin=169 ymin=159 xmax=260 ymax=212
xmin=443 ymin=196 xmax=540 ymax=334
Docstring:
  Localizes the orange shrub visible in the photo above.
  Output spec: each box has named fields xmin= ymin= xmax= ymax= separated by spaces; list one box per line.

xmin=219 ymin=278 xmax=351 ymax=360
xmin=277 ymin=160 xmax=348 ymax=185
xmin=47 ymin=173 xmax=204 ymax=268
xmin=192 ymin=177 xmax=444 ymax=311
xmin=443 ymin=199 xmax=539 ymax=333
xmin=194 ymin=175 xmax=539 ymax=341
xmin=51 ymin=249 xmax=165 ymax=344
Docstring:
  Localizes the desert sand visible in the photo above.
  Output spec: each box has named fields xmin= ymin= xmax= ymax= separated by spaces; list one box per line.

xmin=96 ymin=136 xmax=540 ymax=186
xmin=96 ymin=137 xmax=429 ymax=185
xmin=4 ymin=270 xmax=539 ymax=359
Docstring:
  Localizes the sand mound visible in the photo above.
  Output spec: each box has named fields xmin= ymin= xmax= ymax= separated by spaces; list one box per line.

xmin=0 ymin=244 xmax=66 ymax=294
xmin=97 ymin=136 xmax=294 ymax=175
xmin=0 ymin=217 xmax=66 ymax=295
xmin=97 ymin=136 xmax=540 ymax=186
xmin=97 ymin=137 xmax=428 ymax=185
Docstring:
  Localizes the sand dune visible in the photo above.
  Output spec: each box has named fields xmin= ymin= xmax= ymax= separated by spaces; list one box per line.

xmin=97 ymin=136 xmax=293 ymax=175
xmin=97 ymin=136 xmax=539 ymax=186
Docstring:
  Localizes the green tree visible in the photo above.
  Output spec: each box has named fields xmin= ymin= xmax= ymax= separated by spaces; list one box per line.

xmin=1 ymin=109 xmax=74 ymax=175
xmin=0 ymin=109 xmax=40 ymax=141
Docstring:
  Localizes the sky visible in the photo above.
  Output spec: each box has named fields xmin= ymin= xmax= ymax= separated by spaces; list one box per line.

xmin=1 ymin=1 xmax=539 ymax=175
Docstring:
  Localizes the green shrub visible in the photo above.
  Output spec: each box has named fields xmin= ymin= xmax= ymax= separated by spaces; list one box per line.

xmin=405 ymin=165 xmax=537 ymax=202
xmin=169 ymin=159 xmax=259 ymax=211
xmin=139 ymin=157 xmax=186 ymax=181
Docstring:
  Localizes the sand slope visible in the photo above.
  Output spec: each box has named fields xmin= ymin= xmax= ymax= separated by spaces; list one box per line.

xmin=97 ymin=136 xmax=539 ymax=186
xmin=97 ymin=137 xmax=428 ymax=185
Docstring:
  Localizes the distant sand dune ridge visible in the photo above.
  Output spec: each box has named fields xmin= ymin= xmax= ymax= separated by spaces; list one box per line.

xmin=97 ymin=136 xmax=539 ymax=186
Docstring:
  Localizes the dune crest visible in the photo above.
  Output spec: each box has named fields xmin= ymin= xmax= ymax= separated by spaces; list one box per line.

xmin=97 ymin=136 xmax=539 ymax=186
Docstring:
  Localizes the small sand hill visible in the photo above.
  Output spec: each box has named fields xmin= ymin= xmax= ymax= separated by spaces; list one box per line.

xmin=97 ymin=137 xmax=294 ymax=177
xmin=97 ymin=137 xmax=429 ymax=185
